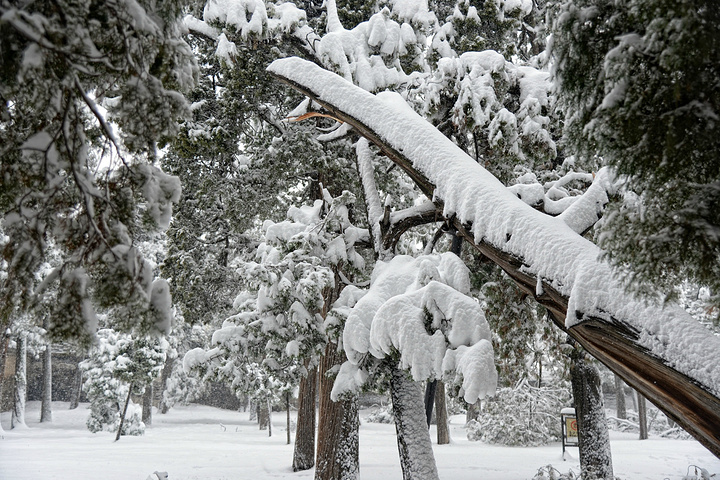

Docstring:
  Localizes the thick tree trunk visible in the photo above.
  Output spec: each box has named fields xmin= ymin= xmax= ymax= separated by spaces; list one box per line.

xmin=142 ymin=382 xmax=153 ymax=426
xmin=258 ymin=402 xmax=269 ymax=430
xmin=115 ymin=385 xmax=133 ymax=441
xmin=435 ymin=381 xmax=450 ymax=445
xmin=390 ymin=367 xmax=440 ymax=480
xmin=69 ymin=360 xmax=83 ymax=410
xmin=41 ymin=342 xmax=52 ymax=423
xmin=570 ymin=349 xmax=613 ymax=480
xmin=315 ymin=344 xmax=360 ymax=480
xmin=638 ymin=392 xmax=648 ymax=440
xmin=466 ymin=401 xmax=479 ymax=423
xmin=293 ymin=366 xmax=317 ymax=471
xmin=614 ymin=374 xmax=626 ymax=420
xmin=12 ymin=334 xmax=27 ymax=429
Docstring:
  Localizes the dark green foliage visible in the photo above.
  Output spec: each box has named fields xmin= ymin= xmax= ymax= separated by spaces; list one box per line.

xmin=553 ymin=0 xmax=720 ymax=303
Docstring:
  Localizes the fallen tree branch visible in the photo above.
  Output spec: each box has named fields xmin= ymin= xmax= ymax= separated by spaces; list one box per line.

xmin=268 ymin=57 xmax=720 ymax=458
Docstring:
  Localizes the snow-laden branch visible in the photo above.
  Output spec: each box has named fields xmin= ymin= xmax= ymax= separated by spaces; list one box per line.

xmin=268 ymin=56 xmax=720 ymax=458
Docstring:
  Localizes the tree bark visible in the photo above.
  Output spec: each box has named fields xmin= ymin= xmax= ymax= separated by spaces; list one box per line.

xmin=390 ymin=366 xmax=440 ymax=480
xmin=258 ymin=402 xmax=269 ymax=430
xmin=41 ymin=341 xmax=52 ymax=423
xmin=69 ymin=360 xmax=82 ymax=410
xmin=466 ymin=401 xmax=479 ymax=423
xmin=293 ymin=366 xmax=317 ymax=471
xmin=435 ymin=380 xmax=450 ymax=445
xmin=267 ymin=397 xmax=273 ymax=437
xmin=614 ymin=374 xmax=626 ymax=420
xmin=115 ymin=385 xmax=133 ymax=441
xmin=12 ymin=334 xmax=27 ymax=429
xmin=638 ymin=392 xmax=648 ymax=440
xmin=286 ymin=391 xmax=291 ymax=446
xmin=159 ymin=356 xmax=175 ymax=414
xmin=315 ymin=343 xmax=360 ymax=480
xmin=570 ymin=348 xmax=614 ymax=480
xmin=142 ymin=382 xmax=153 ymax=426
xmin=424 ymin=380 xmax=436 ymax=428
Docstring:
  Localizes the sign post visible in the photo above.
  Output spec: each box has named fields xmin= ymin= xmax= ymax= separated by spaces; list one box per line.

xmin=561 ymin=407 xmax=578 ymax=460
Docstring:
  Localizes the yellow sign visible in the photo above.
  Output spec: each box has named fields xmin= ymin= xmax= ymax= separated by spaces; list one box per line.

xmin=566 ymin=417 xmax=578 ymax=438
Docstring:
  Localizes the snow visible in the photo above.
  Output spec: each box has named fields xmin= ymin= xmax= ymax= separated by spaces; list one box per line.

xmin=267 ymin=57 xmax=720 ymax=397
xmin=2 ymin=401 xmax=718 ymax=480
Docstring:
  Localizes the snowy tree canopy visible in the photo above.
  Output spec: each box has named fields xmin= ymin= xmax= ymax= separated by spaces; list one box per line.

xmin=551 ymin=0 xmax=720 ymax=308
xmin=334 ymin=252 xmax=497 ymax=404
xmin=0 ymin=0 xmax=195 ymax=341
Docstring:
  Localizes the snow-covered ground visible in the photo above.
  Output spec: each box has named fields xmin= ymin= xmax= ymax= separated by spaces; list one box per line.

xmin=1 ymin=401 xmax=718 ymax=480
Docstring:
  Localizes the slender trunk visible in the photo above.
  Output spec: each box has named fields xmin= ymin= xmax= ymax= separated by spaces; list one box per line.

xmin=142 ymin=382 xmax=153 ymax=426
xmin=286 ymin=391 xmax=291 ymax=446
xmin=638 ymin=392 xmax=648 ymax=440
xmin=159 ymin=357 xmax=175 ymax=414
xmin=614 ymin=374 xmax=626 ymax=420
xmin=315 ymin=343 xmax=360 ymax=480
xmin=390 ymin=367 xmax=440 ymax=480
xmin=41 ymin=342 xmax=52 ymax=423
xmin=267 ymin=397 xmax=273 ymax=437
xmin=258 ymin=402 xmax=269 ymax=429
xmin=466 ymin=401 xmax=479 ymax=423
xmin=12 ymin=334 xmax=27 ymax=429
xmin=0 ymin=332 xmax=9 ymax=417
xmin=69 ymin=360 xmax=83 ymax=410
xmin=570 ymin=349 xmax=613 ymax=480
xmin=435 ymin=380 xmax=450 ymax=445
xmin=249 ymin=401 xmax=257 ymax=422
xmin=115 ymin=385 xmax=133 ymax=442
xmin=293 ymin=366 xmax=317 ymax=471
xmin=424 ymin=380 xmax=436 ymax=428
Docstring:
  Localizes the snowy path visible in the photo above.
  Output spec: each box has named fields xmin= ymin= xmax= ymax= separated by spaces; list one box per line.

xmin=1 ymin=402 xmax=718 ymax=479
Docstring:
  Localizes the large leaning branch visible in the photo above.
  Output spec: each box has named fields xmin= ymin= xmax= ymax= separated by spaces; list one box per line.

xmin=267 ymin=57 xmax=720 ymax=458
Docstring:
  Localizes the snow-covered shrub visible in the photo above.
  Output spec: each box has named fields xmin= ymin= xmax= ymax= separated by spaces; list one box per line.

xmin=467 ymin=379 xmax=571 ymax=446
xmin=682 ymin=465 xmax=716 ymax=480
xmin=365 ymin=405 xmax=394 ymax=424
xmin=606 ymin=407 xmax=691 ymax=440
xmin=531 ymin=465 xmax=580 ymax=480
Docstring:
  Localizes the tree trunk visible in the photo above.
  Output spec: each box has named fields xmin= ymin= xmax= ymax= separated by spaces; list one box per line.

xmin=142 ymin=382 xmax=153 ymax=426
xmin=293 ymin=366 xmax=317 ymax=471
xmin=424 ymin=380 xmax=436 ymax=428
xmin=12 ymin=334 xmax=27 ymax=429
xmin=115 ymin=385 xmax=133 ymax=441
xmin=249 ymin=401 xmax=257 ymax=422
xmin=258 ymin=402 xmax=269 ymax=430
xmin=315 ymin=343 xmax=360 ymax=480
xmin=286 ymin=391 xmax=291 ymax=446
xmin=267 ymin=397 xmax=273 ymax=437
xmin=69 ymin=360 xmax=83 ymax=410
xmin=435 ymin=381 xmax=450 ymax=445
xmin=159 ymin=357 xmax=175 ymax=414
xmin=41 ymin=341 xmax=52 ymax=423
xmin=638 ymin=392 xmax=648 ymax=440
xmin=570 ymin=348 xmax=613 ymax=480
xmin=614 ymin=374 xmax=626 ymax=420
xmin=390 ymin=366 xmax=440 ymax=480
xmin=466 ymin=401 xmax=479 ymax=423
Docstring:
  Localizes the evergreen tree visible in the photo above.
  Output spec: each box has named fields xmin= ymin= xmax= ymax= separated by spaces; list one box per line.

xmin=552 ymin=0 xmax=720 ymax=307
